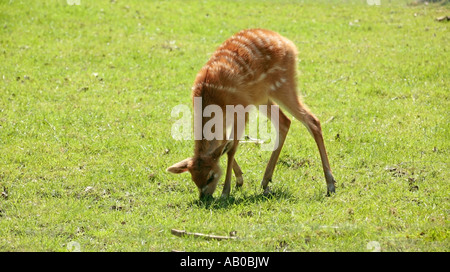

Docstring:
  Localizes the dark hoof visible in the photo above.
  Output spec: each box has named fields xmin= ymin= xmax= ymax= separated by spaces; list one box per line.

xmin=235 ymin=177 xmax=244 ymax=188
xmin=326 ymin=182 xmax=336 ymax=196
xmin=263 ymin=186 xmax=272 ymax=196
xmin=220 ymin=192 xmax=230 ymax=199
xmin=198 ymin=195 xmax=214 ymax=204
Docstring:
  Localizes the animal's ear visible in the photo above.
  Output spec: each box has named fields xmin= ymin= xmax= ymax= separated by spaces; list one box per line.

xmin=211 ymin=140 xmax=234 ymax=159
xmin=166 ymin=158 xmax=193 ymax=174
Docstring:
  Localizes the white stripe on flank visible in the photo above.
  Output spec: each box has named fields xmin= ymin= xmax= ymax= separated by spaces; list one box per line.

xmin=211 ymin=61 xmax=235 ymax=73
xmin=230 ymin=40 xmax=255 ymax=59
xmin=236 ymin=35 xmax=262 ymax=58
xmin=269 ymin=78 xmax=287 ymax=92
xmin=266 ymin=66 xmax=287 ymax=74
xmin=255 ymin=30 xmax=285 ymax=52
xmin=216 ymin=49 xmax=254 ymax=76
xmin=222 ymin=55 xmax=243 ymax=72
xmin=246 ymin=31 xmax=266 ymax=49
xmin=256 ymin=73 xmax=267 ymax=82
xmin=256 ymin=29 xmax=272 ymax=47
xmin=276 ymin=38 xmax=284 ymax=51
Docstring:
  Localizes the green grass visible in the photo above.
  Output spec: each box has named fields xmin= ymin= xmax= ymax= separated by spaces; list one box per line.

xmin=0 ymin=0 xmax=449 ymax=252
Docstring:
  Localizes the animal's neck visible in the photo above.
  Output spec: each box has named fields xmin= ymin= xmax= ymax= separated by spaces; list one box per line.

xmin=192 ymin=93 xmax=224 ymax=158
xmin=194 ymin=139 xmax=220 ymax=158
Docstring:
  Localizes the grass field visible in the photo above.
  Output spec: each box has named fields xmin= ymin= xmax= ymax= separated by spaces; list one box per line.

xmin=0 ymin=0 xmax=449 ymax=252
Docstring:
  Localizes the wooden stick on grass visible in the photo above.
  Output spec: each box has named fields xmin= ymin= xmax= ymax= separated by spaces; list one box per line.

xmin=171 ymin=229 xmax=237 ymax=241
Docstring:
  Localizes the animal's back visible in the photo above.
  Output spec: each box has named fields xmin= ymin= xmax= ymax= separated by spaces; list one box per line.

xmin=192 ymin=29 xmax=298 ymax=101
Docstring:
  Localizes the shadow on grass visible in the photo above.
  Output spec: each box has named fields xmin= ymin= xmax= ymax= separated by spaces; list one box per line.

xmin=190 ymin=186 xmax=297 ymax=210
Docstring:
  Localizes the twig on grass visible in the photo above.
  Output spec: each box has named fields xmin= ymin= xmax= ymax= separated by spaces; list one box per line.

xmin=324 ymin=116 xmax=335 ymax=124
xmin=171 ymin=229 xmax=237 ymax=241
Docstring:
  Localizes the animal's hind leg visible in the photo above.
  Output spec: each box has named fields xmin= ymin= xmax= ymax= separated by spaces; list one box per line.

xmin=295 ymin=105 xmax=336 ymax=195
xmin=271 ymin=82 xmax=336 ymax=195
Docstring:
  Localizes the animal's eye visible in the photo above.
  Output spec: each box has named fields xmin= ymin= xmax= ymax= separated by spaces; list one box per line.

xmin=206 ymin=172 xmax=215 ymax=184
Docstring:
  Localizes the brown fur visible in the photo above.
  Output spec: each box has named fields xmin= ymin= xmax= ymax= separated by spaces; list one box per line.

xmin=167 ymin=29 xmax=336 ymax=198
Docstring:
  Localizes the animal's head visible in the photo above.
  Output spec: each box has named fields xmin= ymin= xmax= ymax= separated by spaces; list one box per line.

xmin=166 ymin=141 xmax=233 ymax=198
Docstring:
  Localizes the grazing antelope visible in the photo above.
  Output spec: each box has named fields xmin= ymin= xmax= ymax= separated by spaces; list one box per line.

xmin=167 ymin=29 xmax=336 ymax=198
